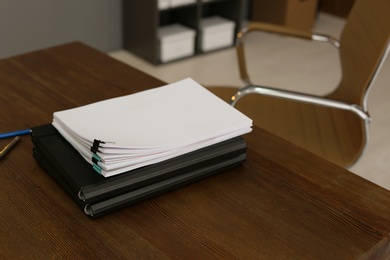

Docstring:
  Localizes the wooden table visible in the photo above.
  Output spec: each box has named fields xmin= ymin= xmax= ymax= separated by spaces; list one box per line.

xmin=1 ymin=42 xmax=390 ymax=259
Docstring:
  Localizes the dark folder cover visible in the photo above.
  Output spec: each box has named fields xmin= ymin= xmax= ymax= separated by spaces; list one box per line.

xmin=31 ymin=124 xmax=247 ymax=217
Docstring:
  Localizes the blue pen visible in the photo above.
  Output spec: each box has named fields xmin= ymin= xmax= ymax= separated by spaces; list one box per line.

xmin=0 ymin=129 xmax=31 ymax=139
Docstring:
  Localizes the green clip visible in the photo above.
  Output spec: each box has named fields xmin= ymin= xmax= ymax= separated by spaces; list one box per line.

xmin=92 ymin=164 xmax=102 ymax=175
xmin=93 ymin=153 xmax=101 ymax=162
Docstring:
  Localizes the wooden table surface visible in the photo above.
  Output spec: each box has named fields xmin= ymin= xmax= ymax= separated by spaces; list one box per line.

xmin=1 ymin=42 xmax=390 ymax=259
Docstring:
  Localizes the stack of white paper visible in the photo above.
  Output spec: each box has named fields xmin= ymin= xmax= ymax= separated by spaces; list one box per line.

xmin=52 ymin=78 xmax=252 ymax=177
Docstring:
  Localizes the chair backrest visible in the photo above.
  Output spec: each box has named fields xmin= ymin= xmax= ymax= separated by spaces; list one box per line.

xmin=332 ymin=0 xmax=390 ymax=108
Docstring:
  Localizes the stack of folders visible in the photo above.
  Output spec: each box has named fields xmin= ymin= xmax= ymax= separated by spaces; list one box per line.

xmin=31 ymin=78 xmax=252 ymax=217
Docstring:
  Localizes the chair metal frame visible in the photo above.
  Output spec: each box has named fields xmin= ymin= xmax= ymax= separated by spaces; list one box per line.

xmin=227 ymin=21 xmax=390 ymax=167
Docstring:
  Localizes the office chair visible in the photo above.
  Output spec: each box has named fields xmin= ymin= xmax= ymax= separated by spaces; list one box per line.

xmin=207 ymin=0 xmax=390 ymax=168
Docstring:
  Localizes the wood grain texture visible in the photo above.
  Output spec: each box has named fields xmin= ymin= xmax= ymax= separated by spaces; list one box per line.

xmin=1 ymin=42 xmax=390 ymax=259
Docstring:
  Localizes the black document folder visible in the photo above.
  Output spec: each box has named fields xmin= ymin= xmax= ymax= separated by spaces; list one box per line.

xmin=31 ymin=124 xmax=247 ymax=217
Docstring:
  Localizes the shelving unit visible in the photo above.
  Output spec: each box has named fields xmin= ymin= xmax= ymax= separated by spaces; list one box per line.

xmin=123 ymin=0 xmax=245 ymax=64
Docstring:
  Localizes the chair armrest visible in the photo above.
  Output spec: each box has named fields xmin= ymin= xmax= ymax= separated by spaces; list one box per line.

xmin=239 ymin=22 xmax=313 ymax=41
xmin=311 ymin=33 xmax=340 ymax=48
xmin=236 ymin=22 xmax=340 ymax=85
xmin=230 ymin=85 xmax=371 ymax=123
xmin=238 ymin=22 xmax=340 ymax=48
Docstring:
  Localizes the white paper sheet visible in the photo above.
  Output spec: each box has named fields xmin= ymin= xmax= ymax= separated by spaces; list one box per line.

xmin=52 ymin=78 xmax=252 ymax=177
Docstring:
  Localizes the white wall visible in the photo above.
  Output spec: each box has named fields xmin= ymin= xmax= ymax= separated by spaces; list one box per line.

xmin=0 ymin=0 xmax=122 ymax=58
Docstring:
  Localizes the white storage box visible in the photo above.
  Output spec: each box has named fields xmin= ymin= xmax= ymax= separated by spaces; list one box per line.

xmin=200 ymin=16 xmax=235 ymax=52
xmin=159 ymin=0 xmax=196 ymax=9
xmin=158 ymin=24 xmax=196 ymax=63
xmin=170 ymin=0 xmax=196 ymax=8
xmin=158 ymin=0 xmax=170 ymax=10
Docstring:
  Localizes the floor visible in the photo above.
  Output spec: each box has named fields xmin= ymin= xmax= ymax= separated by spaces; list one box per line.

xmin=109 ymin=13 xmax=390 ymax=191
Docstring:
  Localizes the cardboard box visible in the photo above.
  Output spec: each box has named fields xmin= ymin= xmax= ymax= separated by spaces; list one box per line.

xmin=158 ymin=24 xmax=196 ymax=63
xmin=251 ymin=0 xmax=318 ymax=31
xmin=200 ymin=16 xmax=235 ymax=52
